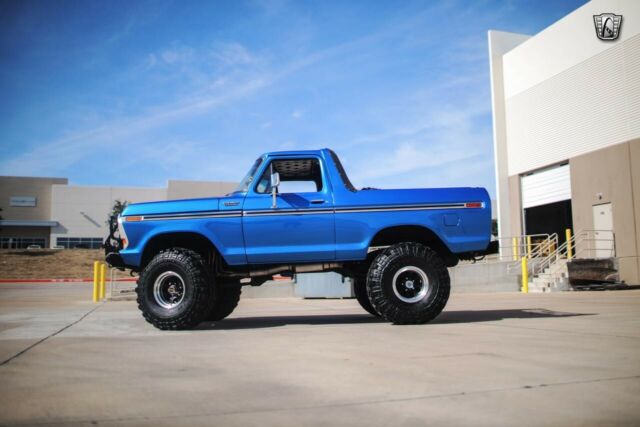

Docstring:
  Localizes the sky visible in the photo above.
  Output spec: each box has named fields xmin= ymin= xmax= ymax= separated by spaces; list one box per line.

xmin=0 ymin=0 xmax=587 ymax=196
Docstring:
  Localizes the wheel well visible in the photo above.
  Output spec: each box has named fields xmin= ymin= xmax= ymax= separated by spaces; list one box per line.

xmin=369 ymin=225 xmax=458 ymax=267
xmin=141 ymin=232 xmax=218 ymax=269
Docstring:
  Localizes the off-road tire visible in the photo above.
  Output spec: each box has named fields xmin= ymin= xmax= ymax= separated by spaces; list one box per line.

xmin=206 ymin=284 xmax=242 ymax=321
xmin=353 ymin=277 xmax=379 ymax=317
xmin=137 ymin=248 xmax=213 ymax=330
xmin=367 ymin=242 xmax=450 ymax=324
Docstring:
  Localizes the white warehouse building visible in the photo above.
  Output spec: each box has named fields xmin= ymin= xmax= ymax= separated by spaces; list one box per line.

xmin=0 ymin=177 xmax=237 ymax=250
xmin=489 ymin=0 xmax=640 ymax=283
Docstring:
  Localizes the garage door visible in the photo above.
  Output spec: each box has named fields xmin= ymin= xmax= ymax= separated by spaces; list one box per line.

xmin=521 ymin=164 xmax=571 ymax=209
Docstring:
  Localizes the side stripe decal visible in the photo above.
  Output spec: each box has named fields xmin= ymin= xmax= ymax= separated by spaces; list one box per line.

xmin=125 ymin=202 xmax=481 ymax=222
xmin=139 ymin=211 xmax=242 ymax=221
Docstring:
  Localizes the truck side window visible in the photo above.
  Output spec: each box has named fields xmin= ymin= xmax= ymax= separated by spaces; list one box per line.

xmin=255 ymin=158 xmax=323 ymax=194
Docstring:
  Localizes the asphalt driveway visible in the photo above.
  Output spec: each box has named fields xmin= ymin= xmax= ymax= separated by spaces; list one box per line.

xmin=1 ymin=282 xmax=639 ymax=426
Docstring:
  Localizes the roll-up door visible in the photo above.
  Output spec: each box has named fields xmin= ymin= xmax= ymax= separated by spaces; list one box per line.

xmin=521 ymin=164 xmax=571 ymax=209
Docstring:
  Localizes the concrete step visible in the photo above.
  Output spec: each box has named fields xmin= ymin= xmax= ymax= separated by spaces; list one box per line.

xmin=544 ymin=265 xmax=568 ymax=274
xmin=534 ymin=275 xmax=567 ymax=285
xmin=533 ymin=258 xmax=570 ymax=292
xmin=527 ymin=285 xmax=550 ymax=293
xmin=528 ymin=279 xmax=570 ymax=293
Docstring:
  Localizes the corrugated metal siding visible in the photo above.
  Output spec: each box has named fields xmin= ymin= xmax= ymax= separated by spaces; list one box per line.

xmin=505 ymin=33 xmax=640 ymax=176
xmin=521 ymin=164 xmax=571 ymax=209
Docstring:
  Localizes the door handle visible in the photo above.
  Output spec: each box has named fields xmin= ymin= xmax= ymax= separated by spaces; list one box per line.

xmin=310 ymin=199 xmax=326 ymax=204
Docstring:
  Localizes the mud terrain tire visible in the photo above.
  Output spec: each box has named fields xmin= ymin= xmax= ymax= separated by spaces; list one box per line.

xmin=137 ymin=248 xmax=213 ymax=330
xmin=367 ymin=242 xmax=450 ymax=324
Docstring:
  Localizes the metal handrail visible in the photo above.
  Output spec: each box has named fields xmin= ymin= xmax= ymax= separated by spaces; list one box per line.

xmin=530 ymin=233 xmax=559 ymax=259
xmin=487 ymin=233 xmax=558 ymax=264
xmin=529 ymin=229 xmax=615 ymax=277
xmin=504 ymin=233 xmax=559 ymax=273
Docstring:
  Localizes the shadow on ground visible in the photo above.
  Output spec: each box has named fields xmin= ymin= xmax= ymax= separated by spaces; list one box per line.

xmin=435 ymin=308 xmax=594 ymax=324
xmin=196 ymin=308 xmax=594 ymax=330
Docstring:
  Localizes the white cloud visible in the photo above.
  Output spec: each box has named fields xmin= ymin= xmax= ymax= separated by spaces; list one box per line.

xmin=159 ymin=43 xmax=195 ymax=64
xmin=277 ymin=140 xmax=296 ymax=150
xmin=145 ymin=53 xmax=158 ymax=68
xmin=145 ymin=41 xmax=257 ymax=69
xmin=0 ymin=39 xmax=335 ymax=177
xmin=0 ymin=3 xmax=496 ymax=192
xmin=341 ymin=92 xmax=493 ymax=192
xmin=211 ymin=42 xmax=257 ymax=66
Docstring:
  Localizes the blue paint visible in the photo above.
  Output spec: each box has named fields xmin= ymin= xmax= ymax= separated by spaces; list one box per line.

xmin=118 ymin=149 xmax=491 ymax=267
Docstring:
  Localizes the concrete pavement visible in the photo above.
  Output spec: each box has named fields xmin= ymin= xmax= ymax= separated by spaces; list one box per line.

xmin=0 ymin=282 xmax=639 ymax=426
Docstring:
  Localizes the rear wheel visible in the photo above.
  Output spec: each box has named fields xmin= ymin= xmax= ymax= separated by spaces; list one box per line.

xmin=206 ymin=283 xmax=242 ymax=321
xmin=352 ymin=277 xmax=379 ymax=316
xmin=136 ymin=248 xmax=213 ymax=330
xmin=367 ymin=242 xmax=450 ymax=324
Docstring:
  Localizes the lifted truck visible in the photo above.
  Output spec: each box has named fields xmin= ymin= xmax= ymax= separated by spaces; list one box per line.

xmin=104 ymin=149 xmax=493 ymax=330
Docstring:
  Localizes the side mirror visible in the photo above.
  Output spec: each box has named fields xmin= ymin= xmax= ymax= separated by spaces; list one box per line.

xmin=270 ymin=172 xmax=280 ymax=208
xmin=270 ymin=172 xmax=280 ymax=188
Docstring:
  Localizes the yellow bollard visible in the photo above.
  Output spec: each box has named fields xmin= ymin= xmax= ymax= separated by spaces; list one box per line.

xmin=521 ymin=257 xmax=528 ymax=293
xmin=566 ymin=228 xmax=573 ymax=260
xmin=512 ymin=237 xmax=519 ymax=261
xmin=92 ymin=261 xmax=100 ymax=303
xmin=526 ymin=235 xmax=532 ymax=259
xmin=99 ymin=263 xmax=106 ymax=301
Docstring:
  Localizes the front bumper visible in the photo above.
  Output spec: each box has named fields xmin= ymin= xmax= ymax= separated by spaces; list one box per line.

xmin=103 ymin=214 xmax=126 ymax=269
xmin=105 ymin=252 xmax=126 ymax=269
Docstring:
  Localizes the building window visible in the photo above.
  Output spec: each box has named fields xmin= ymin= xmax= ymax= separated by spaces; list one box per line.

xmin=56 ymin=237 xmax=103 ymax=249
xmin=0 ymin=237 xmax=46 ymax=249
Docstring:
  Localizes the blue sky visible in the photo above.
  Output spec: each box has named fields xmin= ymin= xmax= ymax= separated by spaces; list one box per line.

xmin=0 ymin=0 xmax=586 ymax=195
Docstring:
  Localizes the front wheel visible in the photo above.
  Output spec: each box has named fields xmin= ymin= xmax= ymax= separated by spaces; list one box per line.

xmin=366 ymin=243 xmax=450 ymax=324
xmin=136 ymin=248 xmax=213 ymax=330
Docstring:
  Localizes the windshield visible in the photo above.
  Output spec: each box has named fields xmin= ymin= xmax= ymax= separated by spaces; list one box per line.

xmin=233 ymin=157 xmax=263 ymax=193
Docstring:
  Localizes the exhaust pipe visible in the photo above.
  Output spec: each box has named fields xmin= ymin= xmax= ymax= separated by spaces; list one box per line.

xmin=245 ymin=263 xmax=342 ymax=278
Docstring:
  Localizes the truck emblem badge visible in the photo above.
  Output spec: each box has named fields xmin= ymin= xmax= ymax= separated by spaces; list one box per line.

xmin=593 ymin=13 xmax=622 ymax=41
xmin=224 ymin=201 xmax=239 ymax=206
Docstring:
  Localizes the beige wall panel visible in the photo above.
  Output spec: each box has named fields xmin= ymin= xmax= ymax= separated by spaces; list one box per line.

xmin=570 ymin=142 xmax=639 ymax=283
xmin=0 ymin=176 xmax=67 ymax=221
xmin=618 ymin=258 xmax=639 ymax=286
xmin=110 ymin=187 xmax=167 ymax=205
xmin=167 ymin=180 xmax=237 ymax=200
xmin=50 ymin=185 xmax=166 ymax=245
xmin=630 ymin=138 xmax=640 ymax=281
xmin=508 ymin=174 xmax=522 ymax=237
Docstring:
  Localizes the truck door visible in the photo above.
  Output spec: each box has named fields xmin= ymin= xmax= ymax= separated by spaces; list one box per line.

xmin=242 ymin=156 xmax=335 ymax=263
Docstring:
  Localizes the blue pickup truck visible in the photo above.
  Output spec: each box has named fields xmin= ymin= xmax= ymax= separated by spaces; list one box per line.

xmin=105 ymin=148 xmax=493 ymax=330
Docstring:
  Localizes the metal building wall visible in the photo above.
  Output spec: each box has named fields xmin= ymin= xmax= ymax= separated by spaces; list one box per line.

xmin=521 ymin=164 xmax=571 ymax=209
xmin=502 ymin=0 xmax=640 ymax=176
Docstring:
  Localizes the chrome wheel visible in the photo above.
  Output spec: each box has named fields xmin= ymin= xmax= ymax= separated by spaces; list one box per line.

xmin=153 ymin=271 xmax=186 ymax=309
xmin=392 ymin=266 xmax=429 ymax=303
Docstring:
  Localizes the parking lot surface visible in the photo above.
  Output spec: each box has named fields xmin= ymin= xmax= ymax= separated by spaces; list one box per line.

xmin=1 ymin=282 xmax=639 ymax=426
